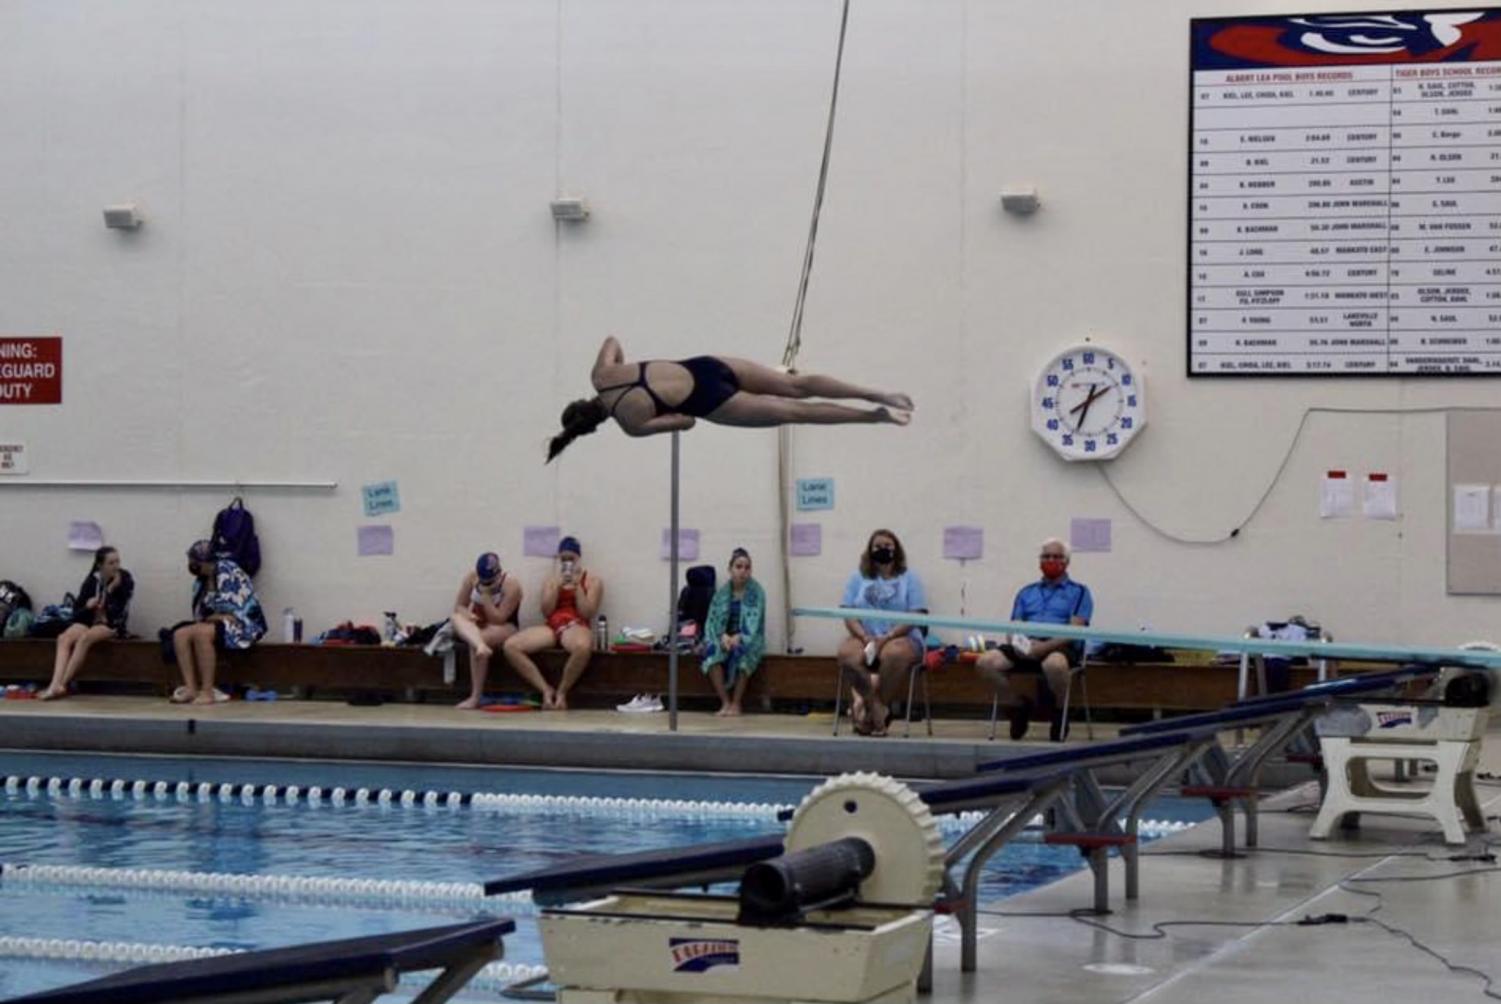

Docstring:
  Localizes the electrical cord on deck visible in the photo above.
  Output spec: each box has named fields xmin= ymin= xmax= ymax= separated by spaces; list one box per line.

xmin=1344 ymin=864 xmax=1501 ymax=883
xmin=976 ymin=906 xmax=1355 ymax=940
xmin=979 ymin=903 xmax=1500 ymax=998
xmin=978 ymin=856 xmax=1501 ymax=997
xmin=1140 ymin=846 xmax=1490 ymax=862
xmin=1337 ymin=878 xmax=1501 ymax=1000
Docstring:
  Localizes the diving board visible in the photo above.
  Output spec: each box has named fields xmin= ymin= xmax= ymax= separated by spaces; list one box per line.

xmin=7 ymin=919 xmax=514 ymax=1004
xmin=791 ymin=607 xmax=1501 ymax=669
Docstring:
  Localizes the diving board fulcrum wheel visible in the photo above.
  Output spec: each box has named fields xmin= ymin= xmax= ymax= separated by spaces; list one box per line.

xmin=787 ymin=772 xmax=945 ymax=906
xmin=540 ymin=773 xmax=941 ymax=1004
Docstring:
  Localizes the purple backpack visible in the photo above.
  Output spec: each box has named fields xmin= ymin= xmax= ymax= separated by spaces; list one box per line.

xmin=211 ymin=497 xmax=262 ymax=577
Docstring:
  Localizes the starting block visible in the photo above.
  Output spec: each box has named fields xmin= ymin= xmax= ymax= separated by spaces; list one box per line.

xmin=1310 ymin=701 xmax=1489 ymax=845
xmin=538 ymin=773 xmax=943 ymax=1004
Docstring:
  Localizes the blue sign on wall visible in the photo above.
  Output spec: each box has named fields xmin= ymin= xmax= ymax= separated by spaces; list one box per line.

xmin=362 ymin=480 xmax=401 ymax=517
xmin=796 ymin=477 xmax=834 ymax=511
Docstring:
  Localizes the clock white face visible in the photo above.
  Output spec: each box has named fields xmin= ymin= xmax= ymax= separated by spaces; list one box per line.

xmin=1030 ymin=345 xmax=1145 ymax=461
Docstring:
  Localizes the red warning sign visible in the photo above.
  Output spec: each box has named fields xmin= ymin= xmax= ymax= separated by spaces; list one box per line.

xmin=0 ymin=337 xmax=62 ymax=404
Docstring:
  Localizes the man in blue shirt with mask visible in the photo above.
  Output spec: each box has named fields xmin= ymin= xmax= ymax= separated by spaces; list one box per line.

xmin=976 ymin=537 xmax=1094 ymax=742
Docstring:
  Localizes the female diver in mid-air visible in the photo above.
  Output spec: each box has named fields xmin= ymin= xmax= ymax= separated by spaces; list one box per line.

xmin=547 ymin=336 xmax=912 ymax=461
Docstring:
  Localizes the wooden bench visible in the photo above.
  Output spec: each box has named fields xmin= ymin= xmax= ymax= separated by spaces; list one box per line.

xmin=0 ymin=638 xmax=1352 ymax=714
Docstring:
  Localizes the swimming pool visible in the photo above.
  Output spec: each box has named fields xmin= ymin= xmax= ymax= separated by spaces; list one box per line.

xmin=0 ymin=751 xmax=1210 ymax=999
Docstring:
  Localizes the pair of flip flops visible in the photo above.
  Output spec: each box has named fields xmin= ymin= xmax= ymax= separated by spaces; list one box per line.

xmin=243 ymin=687 xmax=280 ymax=702
xmin=481 ymin=695 xmax=541 ymax=713
xmin=849 ymin=696 xmax=891 ymax=737
xmin=169 ymin=686 xmax=229 ymax=704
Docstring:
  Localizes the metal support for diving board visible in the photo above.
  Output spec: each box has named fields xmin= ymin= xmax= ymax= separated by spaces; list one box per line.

xmin=667 ymin=431 xmax=681 ymax=731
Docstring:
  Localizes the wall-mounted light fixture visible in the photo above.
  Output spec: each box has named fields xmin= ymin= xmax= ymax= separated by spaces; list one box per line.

xmin=103 ymin=203 xmax=145 ymax=230
xmin=549 ymin=197 xmax=590 ymax=222
xmin=999 ymin=186 xmax=1040 ymax=215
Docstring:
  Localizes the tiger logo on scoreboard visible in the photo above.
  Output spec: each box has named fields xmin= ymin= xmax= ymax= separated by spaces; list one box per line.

xmin=1194 ymin=9 xmax=1501 ymax=68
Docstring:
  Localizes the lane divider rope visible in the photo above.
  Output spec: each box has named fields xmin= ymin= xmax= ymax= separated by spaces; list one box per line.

xmin=0 ymin=862 xmax=531 ymax=908
xmin=0 ymin=774 xmax=1196 ymax=836
xmin=1 ymin=774 xmax=789 ymax=821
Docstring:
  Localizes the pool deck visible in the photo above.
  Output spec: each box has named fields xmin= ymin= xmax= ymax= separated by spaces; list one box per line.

xmin=3 ymin=696 xmax=1498 ymax=1003
xmin=932 ymin=738 xmax=1501 ymax=1004
xmin=0 ymin=694 xmax=1139 ymax=779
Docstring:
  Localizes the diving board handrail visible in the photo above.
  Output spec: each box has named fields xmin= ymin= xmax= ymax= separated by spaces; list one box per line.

xmin=483 ymin=834 xmax=784 ymax=905
xmin=1230 ymin=664 xmax=1437 ymax=707
xmin=975 ymin=726 xmax=1220 ymax=774
xmin=790 ymin=607 xmax=1501 ymax=669
xmin=1119 ymin=696 xmax=1318 ymax=736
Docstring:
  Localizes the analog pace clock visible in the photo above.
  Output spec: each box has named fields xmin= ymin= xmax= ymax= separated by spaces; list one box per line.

xmin=1030 ymin=344 xmax=1145 ymax=461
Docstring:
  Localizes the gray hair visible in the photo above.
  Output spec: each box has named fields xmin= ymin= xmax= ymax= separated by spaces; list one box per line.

xmin=1039 ymin=537 xmax=1070 ymax=560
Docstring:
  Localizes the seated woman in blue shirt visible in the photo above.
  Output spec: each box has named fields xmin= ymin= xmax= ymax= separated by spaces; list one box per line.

xmin=976 ymin=537 xmax=1094 ymax=742
xmin=836 ymin=529 xmax=927 ymax=737
xmin=701 ymin=548 xmax=766 ymax=717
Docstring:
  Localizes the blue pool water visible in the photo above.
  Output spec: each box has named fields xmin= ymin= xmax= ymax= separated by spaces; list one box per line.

xmin=0 ymin=751 xmax=1211 ymax=999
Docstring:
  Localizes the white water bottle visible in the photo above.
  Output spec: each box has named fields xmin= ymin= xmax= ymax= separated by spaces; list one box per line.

xmin=282 ymin=608 xmax=296 ymax=644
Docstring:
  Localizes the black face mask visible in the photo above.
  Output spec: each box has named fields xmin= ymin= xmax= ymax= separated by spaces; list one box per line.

xmin=871 ymin=546 xmax=895 ymax=565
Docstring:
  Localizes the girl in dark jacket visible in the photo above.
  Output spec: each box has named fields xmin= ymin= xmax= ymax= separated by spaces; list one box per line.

xmin=40 ymin=546 xmax=134 ymax=700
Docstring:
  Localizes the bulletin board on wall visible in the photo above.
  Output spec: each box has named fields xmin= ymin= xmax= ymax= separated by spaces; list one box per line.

xmin=1446 ymin=409 xmax=1501 ymax=594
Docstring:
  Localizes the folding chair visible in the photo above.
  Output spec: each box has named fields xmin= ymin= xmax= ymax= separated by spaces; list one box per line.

xmin=986 ymin=653 xmax=1094 ymax=741
xmin=831 ymin=649 xmax=933 ymax=738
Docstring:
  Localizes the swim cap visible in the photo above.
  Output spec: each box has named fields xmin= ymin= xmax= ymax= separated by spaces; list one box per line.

xmin=476 ymin=552 xmax=502 ymax=581
xmin=557 ymin=535 xmax=582 ymax=557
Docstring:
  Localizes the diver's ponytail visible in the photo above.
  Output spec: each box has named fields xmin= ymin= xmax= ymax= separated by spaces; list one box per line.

xmin=547 ymin=397 xmax=609 ymax=462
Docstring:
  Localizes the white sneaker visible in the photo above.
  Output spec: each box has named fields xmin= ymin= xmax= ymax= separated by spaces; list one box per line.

xmin=616 ymin=694 xmax=648 ymax=712
xmin=642 ymin=694 xmax=664 ymax=712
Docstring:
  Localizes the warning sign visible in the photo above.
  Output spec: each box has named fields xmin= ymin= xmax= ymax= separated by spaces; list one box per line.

xmin=0 ymin=337 xmax=62 ymax=404
xmin=0 ymin=442 xmax=25 ymax=474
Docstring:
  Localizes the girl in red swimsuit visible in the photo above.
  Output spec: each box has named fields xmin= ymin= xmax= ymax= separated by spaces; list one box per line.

xmin=452 ymin=552 xmax=523 ymax=710
xmin=502 ymin=536 xmax=603 ymax=710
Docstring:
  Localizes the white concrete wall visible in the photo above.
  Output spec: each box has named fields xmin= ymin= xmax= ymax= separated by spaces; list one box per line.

xmin=0 ymin=0 xmax=1496 ymax=654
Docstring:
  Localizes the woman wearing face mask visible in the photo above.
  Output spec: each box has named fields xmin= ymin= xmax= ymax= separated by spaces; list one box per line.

xmin=452 ymin=552 xmax=523 ymax=709
xmin=836 ymin=529 xmax=928 ymax=736
xmin=701 ymin=548 xmax=766 ymax=717
xmin=40 ymin=546 xmax=135 ymax=700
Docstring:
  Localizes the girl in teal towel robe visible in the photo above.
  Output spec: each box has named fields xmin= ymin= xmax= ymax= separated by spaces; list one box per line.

xmin=702 ymin=548 xmax=766 ymax=716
